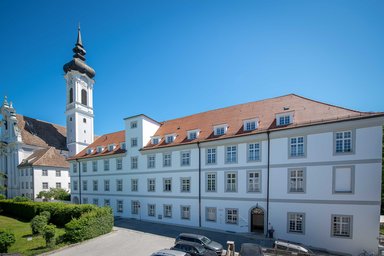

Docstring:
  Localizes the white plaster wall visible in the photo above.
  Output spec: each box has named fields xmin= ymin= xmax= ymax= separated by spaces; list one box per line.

xmin=33 ymin=167 xmax=70 ymax=198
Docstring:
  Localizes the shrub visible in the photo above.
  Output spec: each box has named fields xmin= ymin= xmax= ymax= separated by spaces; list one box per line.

xmin=31 ymin=215 xmax=48 ymax=235
xmin=65 ymin=207 xmax=113 ymax=242
xmin=43 ymin=224 xmax=56 ymax=247
xmin=0 ymin=194 xmax=5 ymax=200
xmin=0 ymin=230 xmax=16 ymax=253
xmin=40 ymin=211 xmax=51 ymax=221
xmin=13 ymin=196 xmax=31 ymax=202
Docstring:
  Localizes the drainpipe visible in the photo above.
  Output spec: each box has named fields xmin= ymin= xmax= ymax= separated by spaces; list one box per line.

xmin=266 ymin=131 xmax=270 ymax=236
xmin=197 ymin=141 xmax=201 ymax=227
xmin=76 ymin=159 xmax=81 ymax=204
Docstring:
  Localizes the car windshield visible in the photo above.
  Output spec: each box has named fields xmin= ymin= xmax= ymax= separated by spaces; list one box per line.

xmin=195 ymin=245 xmax=206 ymax=253
xmin=201 ymin=236 xmax=211 ymax=244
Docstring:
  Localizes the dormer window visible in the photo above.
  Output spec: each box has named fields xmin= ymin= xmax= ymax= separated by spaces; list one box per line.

xmin=120 ymin=142 xmax=126 ymax=150
xmin=187 ymin=130 xmax=200 ymax=140
xmin=151 ymin=137 xmax=160 ymax=145
xmin=166 ymin=134 xmax=175 ymax=144
xmin=108 ymin=144 xmax=115 ymax=151
xmin=213 ymin=124 xmax=228 ymax=136
xmin=276 ymin=112 xmax=294 ymax=126
xmin=97 ymin=146 xmax=103 ymax=153
xmin=243 ymin=118 xmax=258 ymax=131
xmin=87 ymin=148 xmax=93 ymax=154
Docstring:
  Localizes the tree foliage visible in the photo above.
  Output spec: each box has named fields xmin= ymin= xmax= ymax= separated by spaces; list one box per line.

xmin=37 ymin=188 xmax=70 ymax=201
xmin=0 ymin=230 xmax=16 ymax=253
xmin=43 ymin=224 xmax=56 ymax=247
xmin=30 ymin=215 xmax=48 ymax=235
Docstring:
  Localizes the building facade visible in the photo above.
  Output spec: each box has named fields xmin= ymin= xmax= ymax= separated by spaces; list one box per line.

xmin=69 ymin=94 xmax=383 ymax=255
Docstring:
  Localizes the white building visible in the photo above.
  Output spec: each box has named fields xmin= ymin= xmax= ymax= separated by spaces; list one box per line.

xmin=69 ymin=94 xmax=383 ymax=255
xmin=0 ymin=27 xmax=95 ymax=199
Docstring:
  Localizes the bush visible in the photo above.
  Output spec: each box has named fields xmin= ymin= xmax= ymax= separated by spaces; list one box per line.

xmin=13 ymin=196 xmax=31 ymax=202
xmin=0 ymin=194 xmax=5 ymax=200
xmin=43 ymin=224 xmax=56 ymax=247
xmin=65 ymin=207 xmax=113 ymax=242
xmin=0 ymin=230 xmax=16 ymax=253
xmin=40 ymin=211 xmax=51 ymax=221
xmin=31 ymin=215 xmax=48 ymax=235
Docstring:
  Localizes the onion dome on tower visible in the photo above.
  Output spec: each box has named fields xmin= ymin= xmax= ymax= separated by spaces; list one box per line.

xmin=63 ymin=26 xmax=95 ymax=78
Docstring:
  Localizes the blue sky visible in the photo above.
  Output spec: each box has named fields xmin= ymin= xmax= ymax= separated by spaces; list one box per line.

xmin=0 ymin=0 xmax=383 ymax=135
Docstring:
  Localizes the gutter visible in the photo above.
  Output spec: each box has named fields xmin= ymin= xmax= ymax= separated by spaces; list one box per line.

xmin=75 ymin=159 xmax=81 ymax=204
xmin=197 ymin=141 xmax=201 ymax=228
xmin=266 ymin=131 xmax=270 ymax=236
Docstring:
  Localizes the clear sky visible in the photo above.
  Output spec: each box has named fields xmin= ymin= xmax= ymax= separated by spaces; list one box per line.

xmin=0 ymin=0 xmax=383 ymax=135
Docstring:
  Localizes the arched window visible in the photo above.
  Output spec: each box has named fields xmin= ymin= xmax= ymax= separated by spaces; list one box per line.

xmin=81 ymin=89 xmax=87 ymax=105
xmin=69 ymin=88 xmax=73 ymax=103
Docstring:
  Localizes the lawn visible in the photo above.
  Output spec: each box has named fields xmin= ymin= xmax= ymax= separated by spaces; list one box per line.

xmin=0 ymin=215 xmax=67 ymax=256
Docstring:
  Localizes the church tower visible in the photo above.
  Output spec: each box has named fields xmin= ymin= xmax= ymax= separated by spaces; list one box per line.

xmin=63 ymin=27 xmax=96 ymax=157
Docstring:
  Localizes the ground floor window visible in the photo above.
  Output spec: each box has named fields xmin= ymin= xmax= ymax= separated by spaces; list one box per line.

xmin=164 ymin=204 xmax=172 ymax=218
xmin=132 ymin=201 xmax=140 ymax=215
xmin=181 ymin=206 xmax=190 ymax=220
xmin=206 ymin=207 xmax=217 ymax=222
xmin=148 ymin=204 xmax=156 ymax=217
xmin=226 ymin=208 xmax=238 ymax=224
xmin=288 ymin=212 xmax=305 ymax=234
xmin=331 ymin=215 xmax=352 ymax=238
xmin=117 ymin=200 xmax=123 ymax=213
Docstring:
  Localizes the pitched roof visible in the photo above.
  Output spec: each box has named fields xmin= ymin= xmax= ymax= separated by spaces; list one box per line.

xmin=69 ymin=130 xmax=125 ymax=160
xmin=18 ymin=147 xmax=69 ymax=168
xmin=142 ymin=94 xmax=381 ymax=150
xmin=16 ymin=114 xmax=67 ymax=150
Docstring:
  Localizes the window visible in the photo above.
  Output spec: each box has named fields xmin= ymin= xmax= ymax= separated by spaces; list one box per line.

xmin=104 ymin=180 xmax=110 ymax=191
xmin=226 ymin=172 xmax=237 ymax=192
xmin=21 ymin=182 xmax=24 ymax=189
xmin=130 ymin=121 xmax=137 ymax=129
xmin=247 ymin=171 xmax=261 ymax=192
xmin=225 ymin=146 xmax=237 ymax=163
xmin=120 ymin=142 xmax=126 ymax=150
xmin=276 ymin=113 xmax=293 ymax=126
xmin=147 ymin=178 xmax=155 ymax=192
xmin=42 ymin=182 xmax=48 ymax=189
xmin=93 ymin=180 xmax=98 ymax=191
xmin=226 ymin=208 xmax=238 ymax=224
xmin=131 ymin=179 xmax=138 ymax=192
xmin=25 ymin=182 xmax=29 ymax=189
xmin=288 ymin=168 xmax=305 ymax=193
xmin=333 ymin=166 xmax=354 ymax=193
xmin=108 ymin=144 xmax=115 ymax=151
xmin=214 ymin=124 xmax=227 ymax=136
xmin=332 ymin=215 xmax=352 ymax=238
xmin=83 ymin=197 xmax=88 ymax=204
xmin=206 ymin=207 xmax=217 ymax=222
xmin=164 ymin=205 xmax=172 ymax=218
xmin=148 ymin=204 xmax=156 ymax=217
xmin=151 ymin=137 xmax=160 ymax=145
xmin=147 ymin=155 xmax=155 ymax=168
xmin=206 ymin=173 xmax=217 ymax=192
xmin=131 ymin=157 xmax=138 ymax=169
xmin=97 ymin=146 xmax=103 ymax=153
xmin=116 ymin=158 xmax=122 ymax=170
xmin=104 ymin=199 xmax=110 ymax=207
xmin=131 ymin=138 xmax=138 ymax=147
xmin=83 ymin=118 xmax=87 ymax=123
xmin=244 ymin=119 xmax=258 ymax=131
xmin=93 ymin=198 xmax=99 ymax=206
xmin=116 ymin=179 xmax=123 ymax=192
xmin=181 ymin=178 xmax=191 ymax=192
xmin=181 ymin=151 xmax=190 ymax=166
xmin=30 ymin=182 xmax=33 ymax=189
xmin=187 ymin=130 xmax=199 ymax=140
xmin=72 ymin=163 xmax=77 ymax=173
xmin=83 ymin=180 xmax=88 ymax=191
xmin=73 ymin=181 xmax=78 ymax=191
xmin=117 ymin=200 xmax=123 ymax=213
xmin=288 ymin=213 xmax=305 ymax=234
xmin=42 ymin=169 xmax=48 ymax=176
xmin=166 ymin=135 xmax=174 ymax=143
xmin=163 ymin=153 xmax=171 ymax=167
xmin=290 ymin=136 xmax=305 ymax=157
xmin=104 ymin=159 xmax=110 ymax=171
xmin=335 ymin=131 xmax=353 ymax=153
xmin=248 ymin=143 xmax=261 ymax=161
xmin=132 ymin=201 xmax=140 ymax=214
xmin=56 ymin=182 xmax=61 ymax=189
xmin=87 ymin=148 xmax=93 ymax=154
xmin=82 ymin=162 xmax=87 ymax=172
xmin=181 ymin=206 xmax=190 ymax=220
xmin=56 ymin=170 xmax=61 ymax=177
xmin=69 ymin=88 xmax=73 ymax=103
xmin=206 ymin=148 xmax=216 ymax=164
xmin=92 ymin=161 xmax=98 ymax=172
xmin=81 ymin=89 xmax=87 ymax=105
xmin=163 ymin=178 xmax=172 ymax=192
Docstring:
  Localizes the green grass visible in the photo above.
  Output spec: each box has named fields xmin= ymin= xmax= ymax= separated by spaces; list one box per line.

xmin=0 ymin=215 xmax=67 ymax=256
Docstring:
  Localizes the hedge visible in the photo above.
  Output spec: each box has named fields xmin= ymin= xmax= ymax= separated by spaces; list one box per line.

xmin=64 ymin=207 xmax=113 ymax=242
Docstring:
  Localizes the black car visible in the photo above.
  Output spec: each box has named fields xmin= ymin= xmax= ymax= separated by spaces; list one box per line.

xmin=239 ymin=243 xmax=264 ymax=256
xmin=175 ymin=233 xmax=223 ymax=255
xmin=171 ymin=241 xmax=217 ymax=256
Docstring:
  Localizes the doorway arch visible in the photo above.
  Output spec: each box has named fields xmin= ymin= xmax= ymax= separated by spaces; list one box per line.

xmin=250 ymin=207 xmax=264 ymax=232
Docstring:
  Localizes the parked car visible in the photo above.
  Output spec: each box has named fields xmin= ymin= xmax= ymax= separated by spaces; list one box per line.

xmin=171 ymin=241 xmax=217 ymax=256
xmin=150 ymin=249 xmax=191 ymax=256
xmin=271 ymin=240 xmax=314 ymax=255
xmin=175 ymin=233 xmax=223 ymax=255
xmin=239 ymin=243 xmax=264 ymax=256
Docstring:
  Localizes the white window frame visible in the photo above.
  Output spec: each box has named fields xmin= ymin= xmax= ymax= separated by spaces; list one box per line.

xmin=333 ymin=166 xmax=355 ymax=194
xmin=97 ymin=146 xmax=103 ymax=153
xmin=131 ymin=138 xmax=138 ymax=147
xmin=131 ymin=156 xmax=138 ymax=169
xmin=165 ymin=134 xmax=175 ymax=144
xmin=225 ymin=145 xmax=237 ymax=163
xmin=148 ymin=204 xmax=156 ymax=217
xmin=289 ymin=136 xmax=306 ymax=158
xmin=104 ymin=159 xmax=110 ymax=171
xmin=226 ymin=208 xmax=238 ymax=224
xmin=180 ymin=178 xmax=191 ymax=193
xmin=116 ymin=179 xmax=123 ymax=192
xmin=130 ymin=121 xmax=137 ymax=129
xmin=331 ymin=215 xmax=353 ymax=238
xmin=93 ymin=180 xmax=98 ymax=191
xmin=56 ymin=170 xmax=61 ymax=177
xmin=225 ymin=172 xmax=237 ymax=192
xmin=180 ymin=151 xmax=190 ymax=166
xmin=288 ymin=212 xmax=305 ymax=234
xmin=92 ymin=161 xmax=98 ymax=172
xmin=206 ymin=172 xmax=217 ymax=192
xmin=206 ymin=207 xmax=217 ymax=222
xmin=151 ymin=136 xmax=160 ymax=145
xmin=147 ymin=178 xmax=156 ymax=192
xmin=108 ymin=144 xmax=115 ymax=151
xmin=120 ymin=142 xmax=126 ymax=150
xmin=243 ymin=118 xmax=259 ymax=131
xmin=206 ymin=148 xmax=217 ymax=164
xmin=181 ymin=205 xmax=191 ymax=220
xmin=131 ymin=200 xmax=140 ymax=215
xmin=288 ymin=168 xmax=306 ymax=193
xmin=213 ymin=124 xmax=228 ymax=136
xmin=147 ymin=155 xmax=155 ymax=168
xmin=187 ymin=129 xmax=200 ymax=140
xmin=116 ymin=158 xmax=123 ymax=170
xmin=163 ymin=153 xmax=172 ymax=167
xmin=82 ymin=162 xmax=87 ymax=172
xmin=164 ymin=204 xmax=172 ymax=218
xmin=117 ymin=200 xmax=123 ymax=213
xmin=82 ymin=180 xmax=88 ymax=191
xmin=334 ymin=130 xmax=354 ymax=154
xmin=163 ymin=178 xmax=172 ymax=192
xmin=104 ymin=180 xmax=110 ymax=191
xmin=42 ymin=169 xmax=48 ymax=176
xmin=247 ymin=143 xmax=261 ymax=162
xmin=72 ymin=163 xmax=77 ymax=173
xmin=247 ymin=170 xmax=261 ymax=193
xmin=73 ymin=181 xmax=78 ymax=191
xmin=276 ymin=112 xmax=293 ymax=126
xmin=131 ymin=179 xmax=138 ymax=192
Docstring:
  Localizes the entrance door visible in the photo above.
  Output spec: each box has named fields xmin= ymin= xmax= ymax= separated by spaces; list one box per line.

xmin=251 ymin=207 xmax=264 ymax=232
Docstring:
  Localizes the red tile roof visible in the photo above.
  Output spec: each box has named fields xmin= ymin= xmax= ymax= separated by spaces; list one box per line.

xmin=69 ymin=130 xmax=125 ymax=160
xmin=142 ymin=94 xmax=381 ymax=150
xmin=16 ymin=114 xmax=67 ymax=150
xmin=18 ymin=147 xmax=69 ymax=168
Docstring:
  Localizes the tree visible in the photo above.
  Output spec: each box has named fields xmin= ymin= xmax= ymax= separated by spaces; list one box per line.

xmin=30 ymin=215 xmax=48 ymax=235
xmin=43 ymin=224 xmax=56 ymax=247
xmin=0 ymin=230 xmax=16 ymax=253
xmin=37 ymin=188 xmax=70 ymax=201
